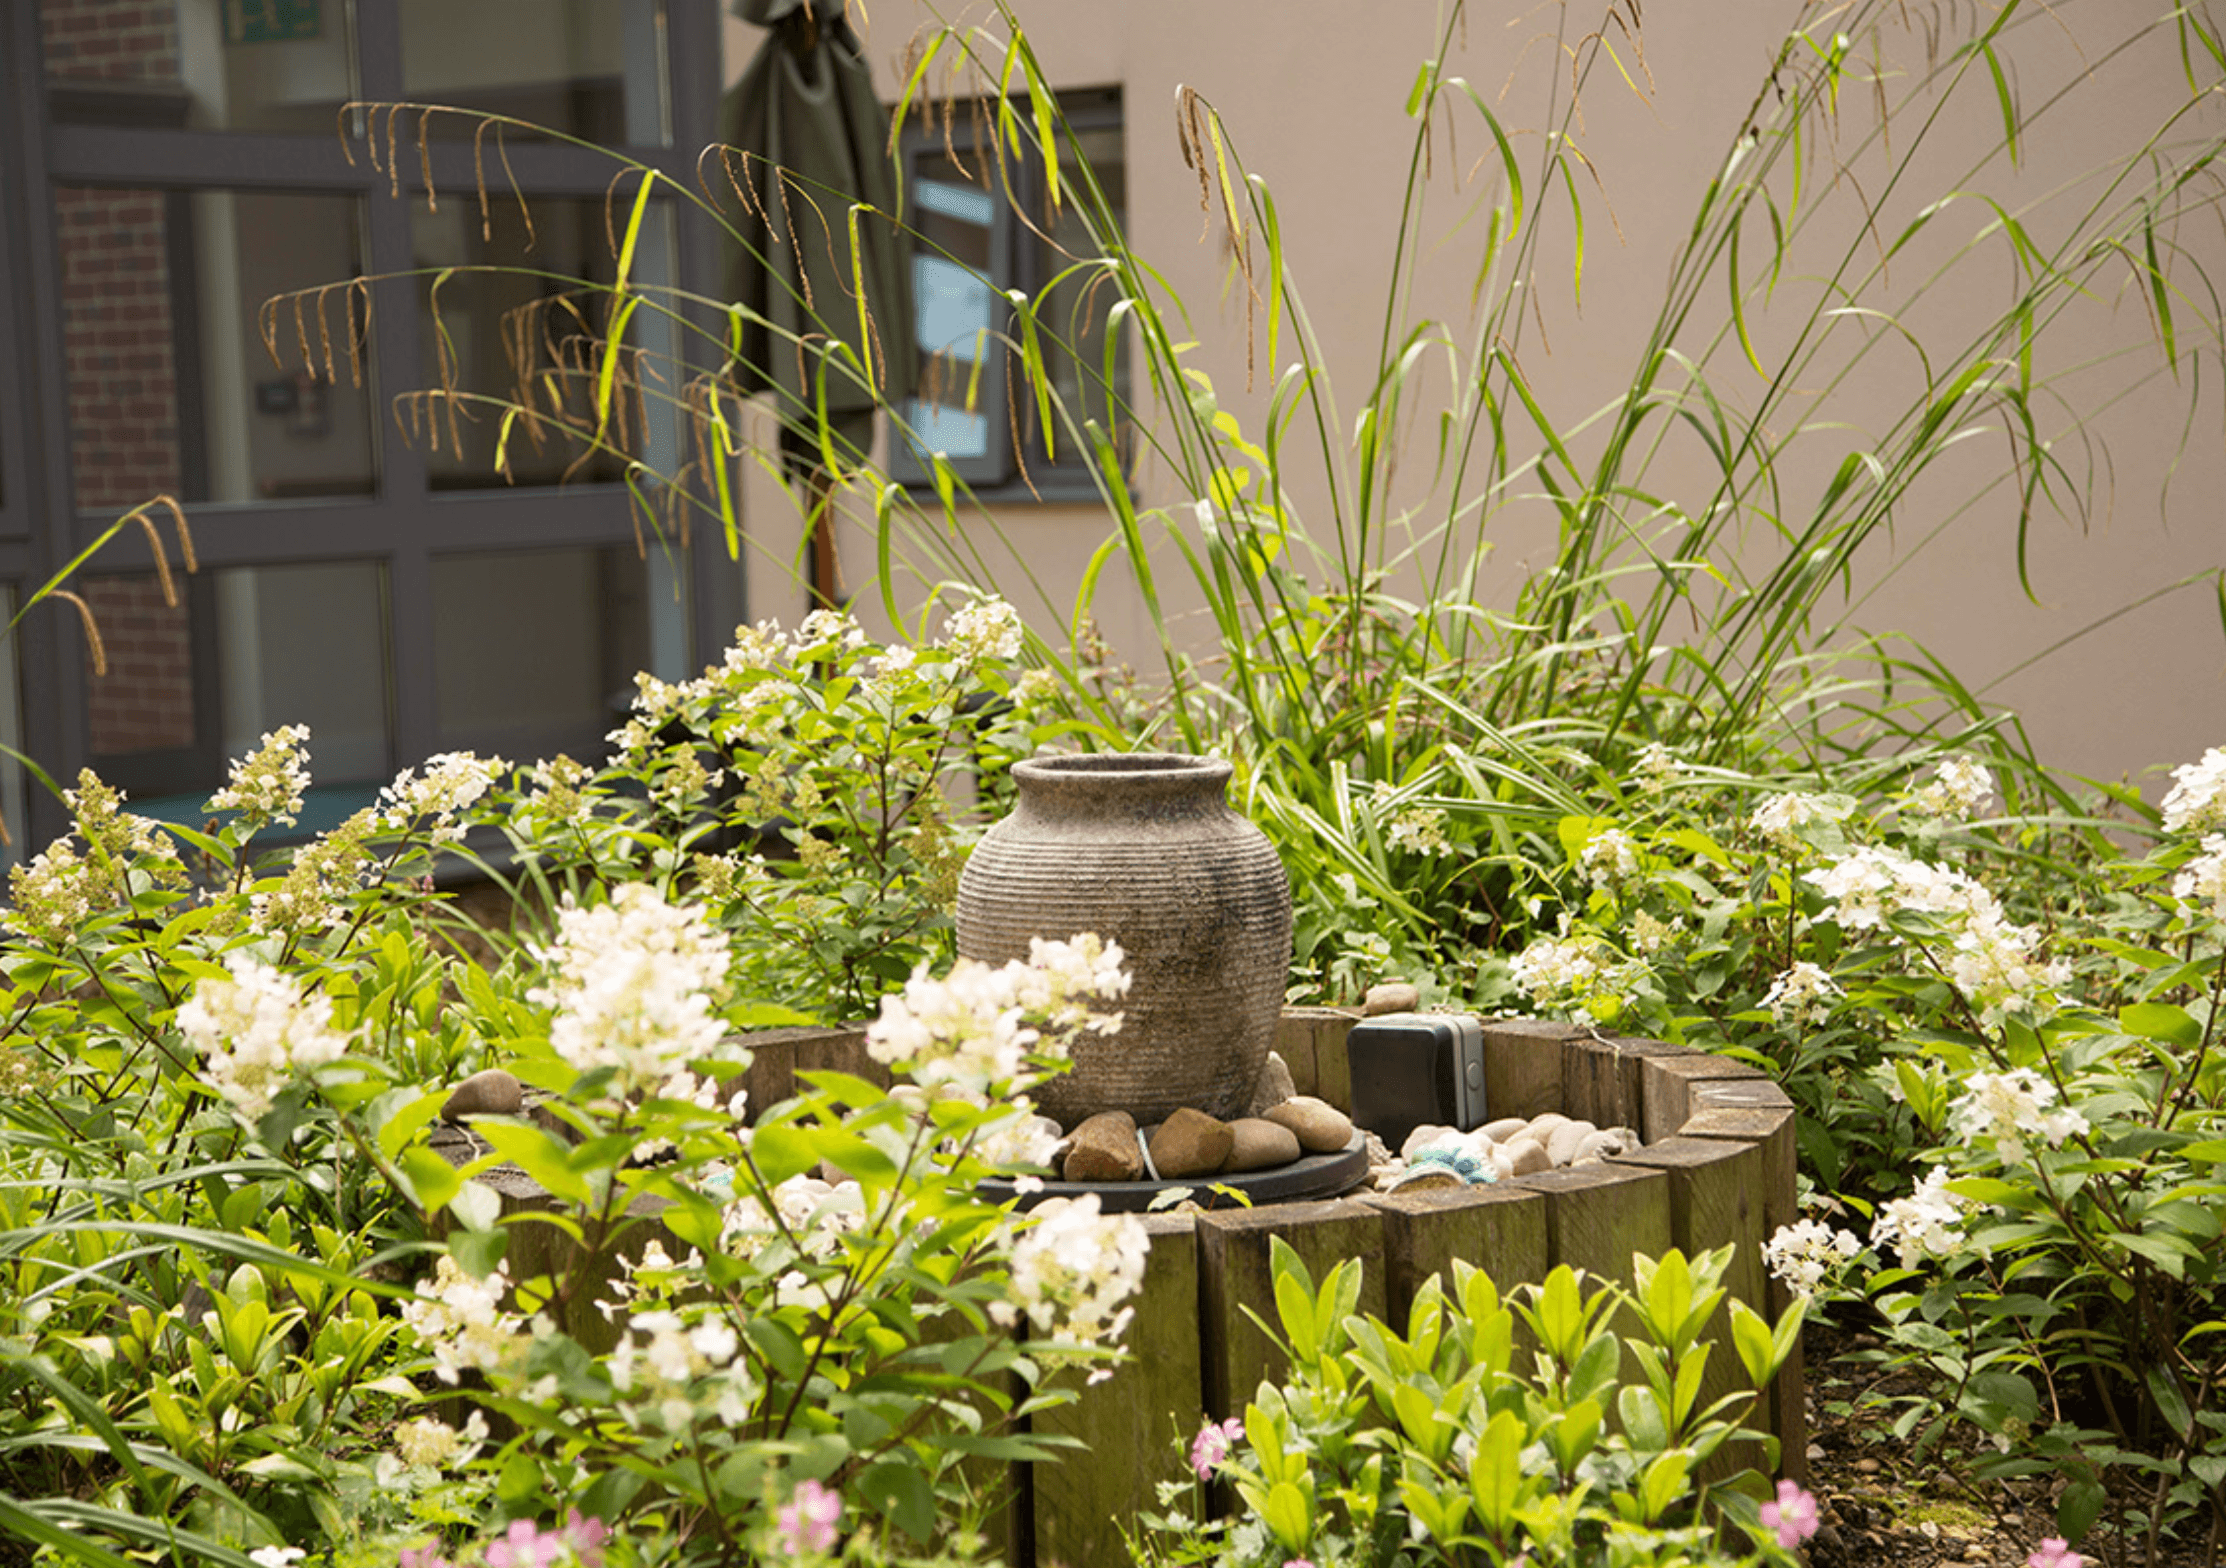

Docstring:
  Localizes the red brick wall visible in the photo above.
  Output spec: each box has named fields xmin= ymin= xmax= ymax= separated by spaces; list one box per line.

xmin=83 ymin=575 xmax=194 ymax=755
xmin=38 ymin=0 xmax=181 ymax=83
xmin=56 ymin=187 xmax=184 ymax=514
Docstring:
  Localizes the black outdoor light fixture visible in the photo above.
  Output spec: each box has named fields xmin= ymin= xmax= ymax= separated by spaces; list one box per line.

xmin=1346 ymin=1011 xmax=1488 ymax=1151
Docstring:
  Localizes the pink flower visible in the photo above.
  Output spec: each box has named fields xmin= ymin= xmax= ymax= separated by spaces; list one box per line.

xmin=1189 ymin=1416 xmax=1245 ymax=1480
xmin=1758 ymin=1479 xmax=1819 ymax=1549
xmin=475 ymin=1515 xmax=604 ymax=1568
xmin=561 ymin=1512 xmax=608 ymax=1568
xmin=777 ymin=1479 xmax=842 ymax=1556
xmin=1284 ymin=1560 xmax=1315 ymax=1568
xmin=399 ymin=1551 xmax=451 ymax=1568
xmin=2028 ymin=1540 xmax=2083 ymax=1568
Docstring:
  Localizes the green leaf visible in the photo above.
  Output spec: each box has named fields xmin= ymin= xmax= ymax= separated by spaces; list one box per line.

xmin=856 ymin=1459 xmax=936 ymax=1544
xmin=2119 ymin=1002 xmax=2201 ymax=1046
xmin=397 ymin=1145 xmax=462 ymax=1212
xmin=1467 ymin=1408 xmax=1525 ymax=1535
xmin=1262 ymin=1480 xmax=1312 ymax=1553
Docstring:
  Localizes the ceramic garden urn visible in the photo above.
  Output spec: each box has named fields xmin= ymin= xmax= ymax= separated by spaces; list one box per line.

xmin=956 ymin=752 xmax=1293 ymax=1129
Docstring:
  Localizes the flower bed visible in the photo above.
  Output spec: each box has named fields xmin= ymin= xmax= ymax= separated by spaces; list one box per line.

xmin=437 ymin=1010 xmax=1802 ymax=1568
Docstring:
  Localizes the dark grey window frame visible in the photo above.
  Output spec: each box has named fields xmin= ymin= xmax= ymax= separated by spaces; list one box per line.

xmin=4 ymin=0 xmax=742 ymax=852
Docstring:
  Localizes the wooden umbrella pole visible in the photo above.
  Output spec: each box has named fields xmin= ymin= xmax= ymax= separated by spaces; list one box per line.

xmin=805 ymin=465 xmax=843 ymax=609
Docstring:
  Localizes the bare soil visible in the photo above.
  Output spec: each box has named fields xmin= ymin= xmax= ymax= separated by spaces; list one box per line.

xmin=1800 ymin=1319 xmax=2221 ymax=1568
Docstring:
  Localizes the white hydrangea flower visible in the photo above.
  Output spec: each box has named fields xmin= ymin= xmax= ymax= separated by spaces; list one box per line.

xmin=1508 ymin=936 xmax=1608 ymax=1017
xmin=2162 ymin=746 xmax=2226 ymax=834
xmin=797 ymin=608 xmax=868 ymax=650
xmin=1805 ymin=846 xmax=1993 ymax=932
xmin=1578 ymin=828 xmax=1639 ymax=885
xmin=866 ymin=935 xmax=1127 ymax=1095
xmin=1635 ymin=743 xmax=1681 ymax=786
xmin=941 ymin=595 xmax=1026 ymax=665
xmin=207 ymin=725 xmax=313 ymax=827
xmin=994 ymin=1194 xmax=1149 ymax=1362
xmin=528 ymin=885 xmax=734 ymax=1097
xmin=1909 ymin=756 xmax=1994 ymax=819
xmin=2 ymin=839 xmax=96 ymax=946
xmin=1387 ymin=806 xmax=1455 ymax=857
xmin=1751 ymin=791 xmax=1833 ymax=846
xmin=1945 ymin=912 xmax=2072 ymax=1028
xmin=377 ymin=751 xmax=506 ymax=845
xmin=1763 ymin=1219 xmax=1863 ymax=1294
xmin=1629 ymin=909 xmax=1683 ymax=955
xmin=175 ymin=953 xmax=350 ymax=1120
xmin=1762 ymin=961 xmax=1841 ymax=1027
xmin=1870 ymin=1167 xmax=1972 ymax=1268
xmin=401 ymin=1256 xmax=520 ymax=1385
xmin=1950 ymin=1067 xmax=2087 ymax=1167
xmin=392 ymin=1412 xmax=487 ymax=1470
xmin=2171 ymin=834 xmax=2226 ymax=923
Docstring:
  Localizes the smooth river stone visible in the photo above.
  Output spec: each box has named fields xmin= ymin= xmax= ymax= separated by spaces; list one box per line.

xmin=1482 ymin=1116 xmax=1530 ymax=1143
xmin=1546 ymin=1119 xmax=1599 ymax=1167
xmin=1362 ymin=980 xmax=1421 ymax=1016
xmin=1149 ymin=1107 xmax=1235 ymax=1178
xmin=1503 ymin=1137 xmax=1552 ymax=1177
xmin=1524 ymin=1112 xmax=1571 ymax=1147
xmin=1063 ymin=1111 xmax=1143 ymax=1182
xmin=1226 ymin=1117 xmax=1302 ymax=1172
xmin=443 ymin=1068 xmax=523 ymax=1120
xmin=1264 ymin=1094 xmax=1355 ymax=1154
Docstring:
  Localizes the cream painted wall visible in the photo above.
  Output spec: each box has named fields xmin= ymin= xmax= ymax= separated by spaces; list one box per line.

xmin=722 ymin=2 xmax=2226 ymax=790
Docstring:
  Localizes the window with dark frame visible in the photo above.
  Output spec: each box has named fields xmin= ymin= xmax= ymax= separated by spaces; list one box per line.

xmin=890 ymin=88 xmax=1128 ymax=498
xmin=7 ymin=0 xmax=728 ymax=848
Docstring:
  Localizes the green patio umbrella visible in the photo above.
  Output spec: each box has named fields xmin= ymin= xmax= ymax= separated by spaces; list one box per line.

xmin=721 ymin=0 xmax=916 ymax=604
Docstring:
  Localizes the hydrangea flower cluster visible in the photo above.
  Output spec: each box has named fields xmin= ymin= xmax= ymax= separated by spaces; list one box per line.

xmin=378 ymin=751 xmax=507 ymax=845
xmin=1761 ymin=960 xmax=1840 ymax=1026
xmin=2171 ymin=833 xmax=2226 ymax=923
xmin=528 ymin=885 xmax=733 ymax=1098
xmin=1749 ymin=790 xmax=1836 ymax=846
xmin=2 ymin=839 xmax=94 ymax=947
xmin=1950 ymin=1068 xmax=2088 ymax=1166
xmin=1507 ymin=932 xmax=1645 ymax=1023
xmin=401 ymin=1255 xmax=522 ymax=1385
xmin=942 ymin=594 xmax=1026 ymax=665
xmin=1578 ymin=827 xmax=1639 ymax=885
xmin=2161 ymin=745 xmax=2226 ymax=833
xmin=865 ymin=934 xmax=1129 ymax=1095
xmin=1807 ymin=846 xmax=2068 ymax=1025
xmin=1870 ymin=1166 xmax=1973 ymax=1268
xmin=206 ymin=725 xmax=313 ymax=827
xmin=175 ymin=953 xmax=350 ymax=1120
xmin=606 ymin=1307 xmax=755 ymax=1431
xmin=1763 ymin=1218 xmax=1862 ymax=1293
xmin=1386 ymin=805 xmax=1455 ymax=857
xmin=1908 ymin=756 xmax=1994 ymax=819
xmin=993 ymin=1193 xmax=1151 ymax=1363
xmin=392 ymin=1411 xmax=488 ymax=1471
xmin=250 ymin=808 xmax=375 ymax=937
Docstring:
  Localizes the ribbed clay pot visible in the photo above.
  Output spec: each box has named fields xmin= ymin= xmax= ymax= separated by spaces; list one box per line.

xmin=957 ymin=753 xmax=1293 ymax=1130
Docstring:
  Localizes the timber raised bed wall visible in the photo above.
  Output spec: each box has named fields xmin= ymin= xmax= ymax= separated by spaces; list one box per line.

xmin=438 ymin=1013 xmax=1804 ymax=1568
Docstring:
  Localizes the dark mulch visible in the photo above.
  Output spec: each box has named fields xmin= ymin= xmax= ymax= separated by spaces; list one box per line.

xmin=1799 ymin=1320 xmax=2222 ymax=1568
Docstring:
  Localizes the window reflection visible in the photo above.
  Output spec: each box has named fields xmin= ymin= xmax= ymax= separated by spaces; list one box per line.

xmin=82 ymin=562 xmax=390 ymax=804
xmin=413 ymin=195 xmax=673 ymax=490
xmin=400 ymin=0 xmax=668 ymax=145
xmin=431 ymin=546 xmax=654 ymax=752
xmin=57 ymin=187 xmax=374 ymax=512
xmin=39 ymin=0 xmax=355 ymax=134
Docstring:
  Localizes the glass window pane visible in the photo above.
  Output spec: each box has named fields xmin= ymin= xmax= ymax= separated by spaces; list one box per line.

xmin=400 ymin=0 xmax=668 ymax=145
xmin=1037 ymin=122 xmax=1128 ymax=443
xmin=413 ymin=196 xmax=672 ymax=490
xmin=57 ymin=187 xmax=375 ymax=512
xmin=82 ymin=562 xmax=390 ymax=806
xmin=39 ymin=0 xmax=356 ymax=134
xmin=431 ymin=546 xmax=652 ymax=752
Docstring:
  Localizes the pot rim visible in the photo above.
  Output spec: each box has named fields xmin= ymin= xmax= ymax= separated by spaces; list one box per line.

xmin=1012 ymin=751 xmax=1232 ymax=787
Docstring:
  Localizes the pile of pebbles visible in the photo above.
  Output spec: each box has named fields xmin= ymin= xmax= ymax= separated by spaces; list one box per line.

xmin=1371 ymin=1114 xmax=1641 ymax=1193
